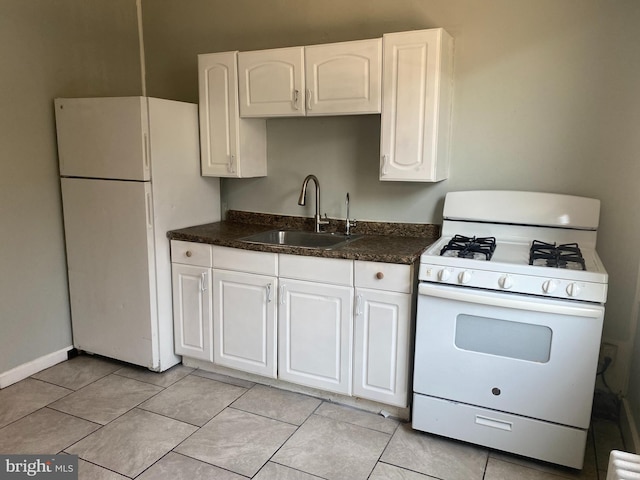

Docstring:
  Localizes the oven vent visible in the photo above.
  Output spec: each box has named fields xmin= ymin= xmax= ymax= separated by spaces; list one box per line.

xmin=607 ymin=450 xmax=640 ymax=480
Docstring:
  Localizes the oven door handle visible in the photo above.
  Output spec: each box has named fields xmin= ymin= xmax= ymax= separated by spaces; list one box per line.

xmin=418 ymin=283 xmax=603 ymax=318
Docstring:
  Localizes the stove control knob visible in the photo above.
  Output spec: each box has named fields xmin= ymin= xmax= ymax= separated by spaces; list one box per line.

xmin=498 ymin=275 xmax=514 ymax=289
xmin=542 ymin=280 xmax=558 ymax=294
xmin=458 ymin=270 xmax=472 ymax=284
xmin=566 ymin=282 xmax=582 ymax=297
xmin=437 ymin=269 xmax=451 ymax=281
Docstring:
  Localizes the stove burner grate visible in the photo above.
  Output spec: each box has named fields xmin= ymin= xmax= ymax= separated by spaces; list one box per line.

xmin=529 ymin=240 xmax=586 ymax=270
xmin=440 ymin=235 xmax=497 ymax=261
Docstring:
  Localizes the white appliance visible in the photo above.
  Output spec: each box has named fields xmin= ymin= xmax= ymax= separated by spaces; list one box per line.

xmin=413 ymin=190 xmax=608 ymax=469
xmin=55 ymin=96 xmax=220 ymax=371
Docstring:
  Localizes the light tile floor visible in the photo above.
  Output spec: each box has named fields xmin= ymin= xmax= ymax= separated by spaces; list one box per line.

xmin=0 ymin=355 xmax=626 ymax=479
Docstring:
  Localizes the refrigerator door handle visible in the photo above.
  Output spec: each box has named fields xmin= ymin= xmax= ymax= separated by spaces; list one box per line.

xmin=143 ymin=133 xmax=149 ymax=170
xmin=145 ymin=192 xmax=153 ymax=229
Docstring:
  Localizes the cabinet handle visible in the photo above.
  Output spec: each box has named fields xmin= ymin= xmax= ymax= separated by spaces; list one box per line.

xmin=185 ymin=250 xmax=192 ymax=258
xmin=356 ymin=294 xmax=363 ymax=316
xmin=376 ymin=272 xmax=384 ymax=280
xmin=280 ymin=285 xmax=286 ymax=305
xmin=293 ymin=89 xmax=300 ymax=110
xmin=266 ymin=283 xmax=272 ymax=303
xmin=228 ymin=154 xmax=236 ymax=174
xmin=306 ymin=89 xmax=312 ymax=111
xmin=201 ymin=272 xmax=207 ymax=293
xmin=381 ymin=155 xmax=389 ymax=176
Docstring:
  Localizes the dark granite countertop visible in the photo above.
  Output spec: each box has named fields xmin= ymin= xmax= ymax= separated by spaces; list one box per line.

xmin=167 ymin=211 xmax=440 ymax=265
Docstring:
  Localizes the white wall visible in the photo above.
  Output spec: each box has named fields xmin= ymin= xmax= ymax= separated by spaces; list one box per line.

xmin=0 ymin=0 xmax=142 ymax=374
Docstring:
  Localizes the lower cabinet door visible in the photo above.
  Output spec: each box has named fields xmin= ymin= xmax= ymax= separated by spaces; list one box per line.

xmin=213 ymin=270 xmax=277 ymax=377
xmin=278 ymin=279 xmax=353 ymax=394
xmin=172 ymin=263 xmax=213 ymax=362
xmin=353 ymin=288 xmax=411 ymax=407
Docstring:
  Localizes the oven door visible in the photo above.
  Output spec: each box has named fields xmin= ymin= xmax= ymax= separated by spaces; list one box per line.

xmin=414 ymin=283 xmax=604 ymax=429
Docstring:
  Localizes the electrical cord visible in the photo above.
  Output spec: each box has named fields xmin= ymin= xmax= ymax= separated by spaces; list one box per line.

xmin=597 ymin=356 xmax=613 ymax=392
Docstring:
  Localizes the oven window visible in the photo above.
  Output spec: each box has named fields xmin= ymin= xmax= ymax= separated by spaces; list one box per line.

xmin=454 ymin=314 xmax=552 ymax=363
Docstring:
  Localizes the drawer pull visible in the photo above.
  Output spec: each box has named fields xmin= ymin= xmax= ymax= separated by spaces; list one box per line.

xmin=376 ymin=272 xmax=384 ymax=280
xmin=475 ymin=415 xmax=512 ymax=432
xmin=185 ymin=250 xmax=192 ymax=258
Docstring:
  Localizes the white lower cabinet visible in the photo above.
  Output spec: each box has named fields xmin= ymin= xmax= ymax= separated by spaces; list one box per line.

xmin=171 ymin=242 xmax=414 ymax=408
xmin=278 ymin=279 xmax=353 ymax=395
xmin=213 ymin=269 xmax=277 ymax=377
xmin=353 ymin=261 xmax=413 ymax=407
xmin=172 ymin=261 xmax=213 ymax=362
xmin=354 ymin=288 xmax=411 ymax=406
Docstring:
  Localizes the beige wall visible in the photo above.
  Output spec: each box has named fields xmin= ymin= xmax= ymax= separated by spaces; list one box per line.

xmin=143 ymin=0 xmax=640 ymax=397
xmin=4 ymin=0 xmax=640 ymax=447
xmin=0 ymin=0 xmax=142 ymax=374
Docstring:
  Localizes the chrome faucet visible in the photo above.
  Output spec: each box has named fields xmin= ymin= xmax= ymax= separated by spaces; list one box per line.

xmin=345 ymin=192 xmax=357 ymax=236
xmin=298 ymin=174 xmax=329 ymax=233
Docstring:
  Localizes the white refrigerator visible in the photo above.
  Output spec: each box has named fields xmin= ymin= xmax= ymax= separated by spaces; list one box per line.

xmin=55 ymin=96 xmax=220 ymax=371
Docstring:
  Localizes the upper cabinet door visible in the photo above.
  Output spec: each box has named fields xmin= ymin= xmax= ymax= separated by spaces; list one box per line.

xmin=199 ymin=52 xmax=240 ymax=176
xmin=55 ymin=97 xmax=150 ymax=181
xmin=199 ymin=52 xmax=267 ymax=177
xmin=380 ymin=28 xmax=454 ymax=182
xmin=238 ymin=47 xmax=305 ymax=117
xmin=305 ymin=38 xmax=382 ymax=116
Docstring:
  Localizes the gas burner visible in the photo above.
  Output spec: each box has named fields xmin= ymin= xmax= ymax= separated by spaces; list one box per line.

xmin=440 ymin=235 xmax=497 ymax=261
xmin=529 ymin=240 xmax=586 ymax=270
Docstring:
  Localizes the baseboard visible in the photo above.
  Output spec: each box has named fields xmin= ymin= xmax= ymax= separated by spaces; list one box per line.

xmin=0 ymin=346 xmax=73 ymax=389
xmin=621 ymin=397 xmax=640 ymax=454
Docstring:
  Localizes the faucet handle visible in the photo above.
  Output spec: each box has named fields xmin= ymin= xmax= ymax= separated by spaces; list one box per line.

xmin=318 ymin=213 xmax=330 ymax=225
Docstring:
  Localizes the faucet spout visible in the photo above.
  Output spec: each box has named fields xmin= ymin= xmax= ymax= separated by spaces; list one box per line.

xmin=345 ymin=192 xmax=356 ymax=236
xmin=298 ymin=174 xmax=329 ymax=233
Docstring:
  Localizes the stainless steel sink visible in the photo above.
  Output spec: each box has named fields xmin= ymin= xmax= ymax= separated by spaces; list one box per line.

xmin=239 ymin=230 xmax=363 ymax=250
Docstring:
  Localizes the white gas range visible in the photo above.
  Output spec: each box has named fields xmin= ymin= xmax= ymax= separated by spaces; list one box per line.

xmin=412 ymin=190 xmax=608 ymax=469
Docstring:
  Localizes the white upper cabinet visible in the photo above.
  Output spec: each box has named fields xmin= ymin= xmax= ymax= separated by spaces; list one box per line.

xmin=198 ymin=51 xmax=267 ymax=177
xmin=380 ymin=28 xmax=454 ymax=182
xmin=304 ymin=39 xmax=382 ymax=115
xmin=238 ymin=47 xmax=306 ymax=117
xmin=238 ymin=39 xmax=382 ymax=117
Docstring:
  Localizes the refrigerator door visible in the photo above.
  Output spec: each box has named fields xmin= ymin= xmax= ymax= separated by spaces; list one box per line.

xmin=61 ymin=177 xmax=159 ymax=368
xmin=55 ymin=97 xmax=150 ymax=181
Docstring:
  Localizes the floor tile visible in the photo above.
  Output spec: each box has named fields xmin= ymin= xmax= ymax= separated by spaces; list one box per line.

xmin=254 ymin=462 xmax=324 ymax=479
xmin=369 ymin=462 xmax=435 ymax=479
xmin=191 ymin=369 xmax=256 ymax=389
xmin=380 ymin=424 xmax=488 ymax=480
xmin=0 ymin=408 xmax=99 ymax=454
xmin=175 ymin=407 xmax=296 ymax=477
xmin=314 ymin=401 xmax=399 ymax=434
xmin=484 ymin=457 xmax=571 ymax=480
xmin=66 ymin=408 xmax=196 ymax=478
xmin=136 ymin=452 xmax=246 ymax=480
xmin=231 ymin=384 xmax=321 ymax=425
xmin=114 ymin=363 xmax=194 ymax=387
xmin=48 ymin=374 xmax=162 ymax=424
xmin=78 ymin=459 xmax=129 ymax=480
xmin=139 ymin=375 xmax=246 ymax=426
xmin=273 ymin=414 xmax=391 ymax=480
xmin=31 ymin=354 xmax=121 ymax=390
xmin=0 ymin=378 xmax=71 ymax=429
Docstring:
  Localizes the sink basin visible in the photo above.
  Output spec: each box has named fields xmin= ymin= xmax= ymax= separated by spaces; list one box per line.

xmin=239 ymin=230 xmax=363 ymax=250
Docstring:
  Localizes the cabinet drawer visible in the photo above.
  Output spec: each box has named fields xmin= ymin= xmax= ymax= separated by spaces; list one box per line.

xmin=355 ymin=261 xmax=412 ymax=293
xmin=279 ymin=254 xmax=352 ymax=286
xmin=171 ymin=240 xmax=212 ymax=267
xmin=412 ymin=394 xmax=587 ymax=469
xmin=212 ymin=245 xmax=278 ymax=276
